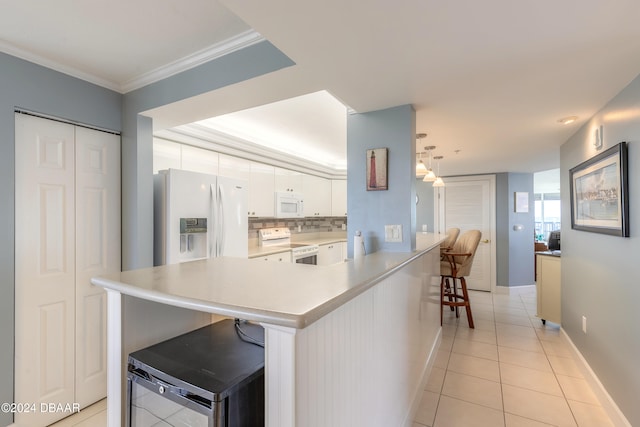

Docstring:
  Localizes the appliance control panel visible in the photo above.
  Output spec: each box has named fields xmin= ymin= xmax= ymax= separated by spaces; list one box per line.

xmin=180 ymin=218 xmax=207 ymax=234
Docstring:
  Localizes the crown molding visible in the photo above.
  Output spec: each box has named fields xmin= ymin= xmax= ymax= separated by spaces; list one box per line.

xmin=120 ymin=30 xmax=265 ymax=93
xmin=0 ymin=40 xmax=122 ymax=92
xmin=155 ymin=124 xmax=347 ymax=179
xmin=1 ymin=29 xmax=264 ymax=94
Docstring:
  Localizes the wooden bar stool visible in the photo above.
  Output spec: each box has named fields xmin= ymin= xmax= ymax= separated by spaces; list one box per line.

xmin=440 ymin=230 xmax=482 ymax=328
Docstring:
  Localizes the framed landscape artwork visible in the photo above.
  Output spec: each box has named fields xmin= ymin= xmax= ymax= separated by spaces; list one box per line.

xmin=366 ymin=148 xmax=388 ymax=191
xmin=570 ymin=142 xmax=629 ymax=237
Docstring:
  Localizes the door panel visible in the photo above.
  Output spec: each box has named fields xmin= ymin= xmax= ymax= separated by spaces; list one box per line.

xmin=15 ymin=113 xmax=76 ymax=426
xmin=75 ymin=126 xmax=120 ymax=407
xmin=437 ymin=176 xmax=495 ymax=292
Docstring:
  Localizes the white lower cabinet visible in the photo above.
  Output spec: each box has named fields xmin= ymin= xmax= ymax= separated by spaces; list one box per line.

xmin=536 ymin=254 xmax=561 ymax=325
xmin=317 ymin=243 xmax=344 ymax=266
xmin=14 ymin=114 xmax=120 ymax=426
xmin=253 ymin=251 xmax=292 ymax=263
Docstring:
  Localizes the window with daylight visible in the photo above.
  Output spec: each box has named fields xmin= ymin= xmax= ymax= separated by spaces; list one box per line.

xmin=534 ymin=192 xmax=561 ymax=241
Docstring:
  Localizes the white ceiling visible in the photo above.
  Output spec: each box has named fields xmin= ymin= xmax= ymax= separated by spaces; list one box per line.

xmin=3 ymin=0 xmax=640 ymax=176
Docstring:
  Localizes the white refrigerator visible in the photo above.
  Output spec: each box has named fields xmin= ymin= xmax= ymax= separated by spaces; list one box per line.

xmin=154 ymin=169 xmax=248 ymax=265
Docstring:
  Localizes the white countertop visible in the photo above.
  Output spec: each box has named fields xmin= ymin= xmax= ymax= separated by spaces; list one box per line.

xmin=92 ymin=233 xmax=444 ymax=329
xmin=248 ymin=232 xmax=347 ymax=258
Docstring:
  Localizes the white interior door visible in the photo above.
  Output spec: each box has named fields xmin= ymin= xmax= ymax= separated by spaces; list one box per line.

xmin=75 ymin=126 xmax=120 ymax=407
xmin=435 ymin=175 xmax=496 ymax=292
xmin=15 ymin=114 xmax=76 ymax=426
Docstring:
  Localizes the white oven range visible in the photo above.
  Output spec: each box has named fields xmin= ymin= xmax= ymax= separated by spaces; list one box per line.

xmin=258 ymin=228 xmax=319 ymax=265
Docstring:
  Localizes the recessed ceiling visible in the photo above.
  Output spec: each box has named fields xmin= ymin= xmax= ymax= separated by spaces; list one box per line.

xmin=3 ymin=0 xmax=640 ymax=176
xmin=195 ymin=90 xmax=347 ymax=170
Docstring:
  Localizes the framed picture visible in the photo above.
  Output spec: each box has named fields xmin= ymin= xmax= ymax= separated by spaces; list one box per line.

xmin=570 ymin=142 xmax=629 ymax=237
xmin=514 ymin=192 xmax=529 ymax=213
xmin=366 ymin=148 xmax=388 ymax=191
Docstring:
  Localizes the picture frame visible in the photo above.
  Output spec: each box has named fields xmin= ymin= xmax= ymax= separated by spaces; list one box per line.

xmin=514 ymin=192 xmax=529 ymax=213
xmin=366 ymin=148 xmax=388 ymax=191
xmin=570 ymin=142 xmax=629 ymax=237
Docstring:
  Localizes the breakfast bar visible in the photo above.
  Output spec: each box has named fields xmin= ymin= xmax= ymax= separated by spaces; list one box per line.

xmin=92 ymin=233 xmax=445 ymax=427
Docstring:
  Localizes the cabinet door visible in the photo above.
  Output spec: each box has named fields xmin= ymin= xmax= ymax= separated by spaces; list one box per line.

xmin=249 ymin=162 xmax=275 ymax=217
xmin=181 ymin=144 xmax=219 ymax=175
xmin=219 ymin=153 xmax=250 ymax=181
xmin=75 ymin=127 xmax=120 ymax=407
xmin=15 ymin=114 xmax=76 ymax=426
xmin=303 ymin=175 xmax=331 ymax=216
xmin=331 ymin=179 xmax=347 ymax=216
xmin=275 ymin=167 xmax=303 ymax=193
xmin=253 ymin=251 xmax=292 ymax=262
xmin=317 ymin=243 xmax=343 ymax=266
xmin=153 ymin=138 xmax=181 ymax=173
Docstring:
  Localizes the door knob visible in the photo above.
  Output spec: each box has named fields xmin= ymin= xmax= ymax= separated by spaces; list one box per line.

xmin=481 ymin=239 xmax=490 ymax=243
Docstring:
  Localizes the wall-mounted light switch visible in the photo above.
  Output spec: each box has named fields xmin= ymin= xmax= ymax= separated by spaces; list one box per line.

xmin=385 ymin=225 xmax=403 ymax=242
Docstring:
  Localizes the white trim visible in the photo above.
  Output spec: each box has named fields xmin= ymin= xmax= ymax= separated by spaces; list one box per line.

xmin=1 ymin=30 xmax=264 ymax=94
xmin=120 ymin=30 xmax=265 ymax=93
xmin=105 ymin=289 xmax=122 ymax=427
xmin=0 ymin=40 xmax=121 ymax=92
xmin=560 ymin=328 xmax=632 ymax=427
xmin=260 ymin=324 xmax=297 ymax=427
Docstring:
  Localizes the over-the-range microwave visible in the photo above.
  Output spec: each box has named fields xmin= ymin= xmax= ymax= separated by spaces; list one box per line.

xmin=275 ymin=191 xmax=304 ymax=218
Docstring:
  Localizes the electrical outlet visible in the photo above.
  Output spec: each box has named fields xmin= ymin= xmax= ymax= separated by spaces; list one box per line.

xmin=582 ymin=316 xmax=587 ymax=334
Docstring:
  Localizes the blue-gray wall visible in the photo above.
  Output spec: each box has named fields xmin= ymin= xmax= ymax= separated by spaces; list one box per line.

xmin=560 ymin=73 xmax=640 ymax=425
xmin=0 ymin=52 xmax=122 ymax=427
xmin=121 ymin=40 xmax=294 ymax=271
xmin=496 ymin=173 xmax=535 ymax=288
xmin=347 ymin=105 xmax=416 ymax=256
xmin=416 ymin=178 xmax=436 ymax=232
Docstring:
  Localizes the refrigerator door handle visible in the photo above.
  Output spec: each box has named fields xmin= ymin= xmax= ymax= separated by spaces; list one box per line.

xmin=218 ymin=183 xmax=225 ymax=256
xmin=210 ymin=184 xmax=217 ymax=258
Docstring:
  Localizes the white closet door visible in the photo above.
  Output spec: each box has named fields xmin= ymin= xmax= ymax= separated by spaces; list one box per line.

xmin=436 ymin=176 xmax=496 ymax=292
xmin=15 ymin=114 xmax=76 ymax=426
xmin=75 ymin=127 xmax=120 ymax=407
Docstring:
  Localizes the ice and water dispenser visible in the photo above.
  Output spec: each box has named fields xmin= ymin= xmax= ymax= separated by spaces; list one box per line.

xmin=179 ymin=218 xmax=208 ymax=262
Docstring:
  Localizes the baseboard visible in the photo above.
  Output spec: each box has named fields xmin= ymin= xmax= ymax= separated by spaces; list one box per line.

xmin=402 ymin=328 xmax=442 ymax=427
xmin=494 ymin=284 xmax=536 ymax=295
xmin=560 ymin=328 xmax=631 ymax=427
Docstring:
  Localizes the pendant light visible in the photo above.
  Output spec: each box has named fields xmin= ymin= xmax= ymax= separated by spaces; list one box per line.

xmin=415 ymin=133 xmax=428 ymax=177
xmin=416 ymin=152 xmax=428 ymax=176
xmin=422 ymin=146 xmax=437 ymax=182
xmin=432 ymin=156 xmax=445 ymax=187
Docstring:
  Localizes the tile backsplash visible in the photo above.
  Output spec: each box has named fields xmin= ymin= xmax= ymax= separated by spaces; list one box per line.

xmin=248 ymin=216 xmax=347 ymax=240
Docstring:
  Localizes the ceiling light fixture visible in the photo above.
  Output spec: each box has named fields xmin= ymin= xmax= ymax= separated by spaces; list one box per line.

xmin=558 ymin=116 xmax=578 ymax=125
xmin=432 ymin=156 xmax=445 ymax=187
xmin=422 ymin=146 xmax=437 ymax=182
xmin=416 ymin=133 xmax=428 ymax=177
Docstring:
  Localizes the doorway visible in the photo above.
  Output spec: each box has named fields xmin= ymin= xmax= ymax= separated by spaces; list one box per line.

xmin=434 ymin=175 xmax=496 ymax=292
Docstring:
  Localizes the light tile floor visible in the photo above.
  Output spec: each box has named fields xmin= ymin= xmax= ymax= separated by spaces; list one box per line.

xmin=52 ymin=290 xmax=617 ymax=427
xmin=413 ymin=289 xmax=616 ymax=427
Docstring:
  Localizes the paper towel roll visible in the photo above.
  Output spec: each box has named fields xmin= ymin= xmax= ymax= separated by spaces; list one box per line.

xmin=354 ymin=231 xmax=366 ymax=259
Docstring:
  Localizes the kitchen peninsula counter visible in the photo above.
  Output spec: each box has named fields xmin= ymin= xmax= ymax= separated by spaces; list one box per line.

xmin=92 ymin=232 xmax=445 ymax=427
xmin=94 ymin=233 xmax=438 ymax=329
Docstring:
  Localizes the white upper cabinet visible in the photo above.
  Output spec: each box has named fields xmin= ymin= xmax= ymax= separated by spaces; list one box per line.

xmin=181 ymin=144 xmax=219 ymax=175
xmin=275 ymin=167 xmax=303 ymax=193
xmin=218 ymin=153 xmax=251 ymax=181
xmin=153 ymin=138 xmax=181 ymax=173
xmin=331 ymin=179 xmax=347 ymax=216
xmin=303 ymin=175 xmax=331 ymax=217
xmin=249 ymin=162 xmax=275 ymax=217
